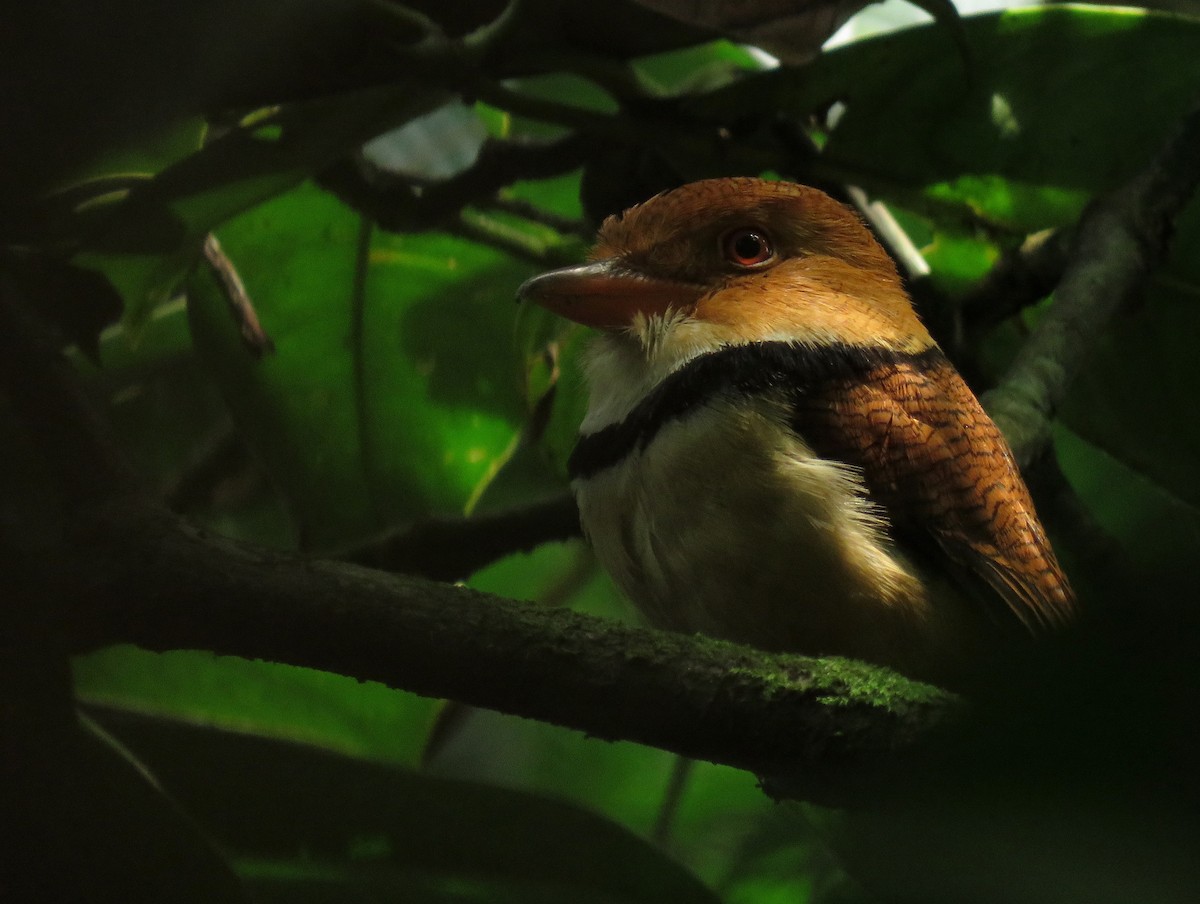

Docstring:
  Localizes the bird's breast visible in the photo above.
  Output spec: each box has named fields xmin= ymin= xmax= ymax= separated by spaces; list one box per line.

xmin=572 ymin=395 xmax=939 ymax=666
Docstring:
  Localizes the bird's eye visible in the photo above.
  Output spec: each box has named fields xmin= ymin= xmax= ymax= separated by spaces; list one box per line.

xmin=721 ymin=228 xmax=774 ymax=267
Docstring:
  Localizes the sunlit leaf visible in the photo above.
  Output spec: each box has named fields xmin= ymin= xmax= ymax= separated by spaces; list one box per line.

xmin=811 ymin=8 xmax=1200 ymax=211
xmin=187 ymin=182 xmax=539 ymax=549
xmin=634 ymin=40 xmax=772 ymax=96
xmin=919 ymin=227 xmax=1001 ymax=298
xmin=693 ymin=7 xmax=1200 ymax=283
xmin=633 ymin=0 xmax=904 ymax=64
xmin=74 ymin=648 xmax=440 ymax=767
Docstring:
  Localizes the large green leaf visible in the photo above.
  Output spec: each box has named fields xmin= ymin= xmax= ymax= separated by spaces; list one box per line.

xmin=691 ymin=7 xmax=1200 ymax=283
xmin=1055 ymin=424 xmax=1200 ymax=578
xmin=704 ymin=7 xmax=1200 ymax=211
xmin=1054 ymin=286 xmax=1200 ymax=574
xmin=73 ymin=647 xmax=440 ymax=766
xmin=92 ymin=707 xmax=722 ymax=904
xmin=822 ymin=8 xmax=1199 ymax=226
xmin=71 ymin=85 xmax=448 ymax=329
xmin=70 ymin=544 xmax=605 ymax=770
xmin=187 ymin=182 xmax=540 ymax=549
xmin=5 ymin=716 xmax=249 ymax=904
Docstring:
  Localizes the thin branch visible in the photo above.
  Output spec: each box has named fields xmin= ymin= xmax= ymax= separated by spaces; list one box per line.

xmin=60 ymin=501 xmax=957 ymax=806
xmin=366 ymin=0 xmax=447 ymax=44
xmin=984 ymin=98 xmax=1200 ymax=467
xmin=344 ymin=493 xmax=581 ymax=581
xmin=845 ymin=185 xmax=930 ymax=282
xmin=959 ymin=226 xmax=1074 ymax=343
xmin=367 ymin=0 xmax=521 ymax=77
xmin=461 ymin=0 xmax=530 ymax=60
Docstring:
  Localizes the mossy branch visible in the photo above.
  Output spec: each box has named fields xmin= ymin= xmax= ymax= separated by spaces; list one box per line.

xmin=59 ymin=499 xmax=957 ymax=806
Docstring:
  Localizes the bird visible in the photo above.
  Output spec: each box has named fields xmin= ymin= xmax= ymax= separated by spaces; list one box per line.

xmin=518 ymin=177 xmax=1074 ymax=682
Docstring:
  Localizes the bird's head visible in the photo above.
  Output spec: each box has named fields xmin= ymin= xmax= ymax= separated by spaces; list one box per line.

xmin=518 ymin=178 xmax=934 ymax=363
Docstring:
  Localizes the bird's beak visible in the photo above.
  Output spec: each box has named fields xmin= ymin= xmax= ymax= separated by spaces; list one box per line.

xmin=517 ymin=259 xmax=703 ymax=329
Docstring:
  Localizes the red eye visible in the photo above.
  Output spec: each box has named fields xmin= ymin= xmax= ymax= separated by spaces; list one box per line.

xmin=721 ymin=228 xmax=774 ymax=267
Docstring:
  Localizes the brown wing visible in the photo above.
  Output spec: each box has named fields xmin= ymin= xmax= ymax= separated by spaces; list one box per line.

xmin=793 ymin=354 xmax=1075 ymax=634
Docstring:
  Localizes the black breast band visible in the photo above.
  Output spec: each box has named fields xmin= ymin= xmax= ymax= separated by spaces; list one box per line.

xmin=567 ymin=341 xmax=945 ymax=480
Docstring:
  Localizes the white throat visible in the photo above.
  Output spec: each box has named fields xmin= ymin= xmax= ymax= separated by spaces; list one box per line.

xmin=578 ymin=313 xmax=720 ymax=434
xmin=579 ymin=313 xmax=823 ymax=435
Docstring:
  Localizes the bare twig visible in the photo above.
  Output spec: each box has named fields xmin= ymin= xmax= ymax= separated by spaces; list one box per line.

xmin=984 ymin=98 xmax=1200 ymax=467
xmin=201 ymin=235 xmax=275 ymax=358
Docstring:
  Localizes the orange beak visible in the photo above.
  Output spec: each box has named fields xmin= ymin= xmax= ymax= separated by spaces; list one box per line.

xmin=517 ymin=260 xmax=703 ymax=330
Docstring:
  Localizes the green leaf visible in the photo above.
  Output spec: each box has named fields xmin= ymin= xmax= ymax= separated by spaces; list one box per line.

xmin=73 ymin=85 xmax=449 ymax=329
xmin=92 ymin=708 xmax=723 ymax=904
xmin=920 ymin=226 xmax=1001 ymax=298
xmin=505 ymin=170 xmax=587 ymax=222
xmin=100 ymin=87 xmax=450 ymax=251
xmin=1055 ymin=425 xmax=1200 ymax=579
xmin=186 ymin=182 xmax=540 ymax=549
xmin=809 ymin=7 xmax=1200 ymax=221
xmin=633 ymin=40 xmax=771 ymax=97
xmin=5 ymin=716 xmax=249 ymax=903
xmin=1057 ymin=286 xmax=1200 ymax=522
xmin=74 ymin=647 xmax=440 ymax=767
xmin=693 ymin=7 xmax=1200 ymax=273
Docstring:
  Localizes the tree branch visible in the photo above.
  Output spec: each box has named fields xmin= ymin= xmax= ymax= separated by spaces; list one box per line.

xmin=60 ymin=500 xmax=956 ymax=807
xmin=984 ymin=97 xmax=1200 ymax=467
xmin=343 ymin=493 xmax=581 ymax=581
xmin=3 ymin=280 xmax=951 ymax=797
